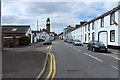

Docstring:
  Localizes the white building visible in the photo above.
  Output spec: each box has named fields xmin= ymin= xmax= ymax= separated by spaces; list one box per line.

xmin=39 ymin=30 xmax=50 ymax=41
xmin=49 ymin=32 xmax=56 ymax=41
xmin=65 ymin=4 xmax=120 ymax=49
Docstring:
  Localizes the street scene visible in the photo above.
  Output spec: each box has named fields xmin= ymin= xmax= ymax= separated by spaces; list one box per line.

xmin=1 ymin=0 xmax=120 ymax=80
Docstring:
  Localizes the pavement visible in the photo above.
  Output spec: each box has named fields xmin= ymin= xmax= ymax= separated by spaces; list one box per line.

xmin=2 ymin=42 xmax=48 ymax=79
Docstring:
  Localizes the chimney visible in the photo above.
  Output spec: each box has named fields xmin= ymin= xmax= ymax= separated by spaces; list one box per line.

xmin=80 ymin=21 xmax=87 ymax=25
xmin=75 ymin=25 xmax=80 ymax=28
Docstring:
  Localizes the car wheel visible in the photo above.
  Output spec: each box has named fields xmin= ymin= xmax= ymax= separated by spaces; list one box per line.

xmin=105 ymin=49 xmax=107 ymax=53
xmin=87 ymin=47 xmax=89 ymax=50
xmin=93 ymin=48 xmax=96 ymax=52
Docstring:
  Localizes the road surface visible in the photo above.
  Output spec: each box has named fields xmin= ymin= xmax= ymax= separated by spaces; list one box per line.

xmin=48 ymin=40 xmax=119 ymax=79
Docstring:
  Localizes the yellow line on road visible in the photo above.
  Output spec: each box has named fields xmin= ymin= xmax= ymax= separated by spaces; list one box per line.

xmin=51 ymin=53 xmax=56 ymax=80
xmin=45 ymin=53 xmax=56 ymax=80
xmin=45 ymin=53 xmax=53 ymax=80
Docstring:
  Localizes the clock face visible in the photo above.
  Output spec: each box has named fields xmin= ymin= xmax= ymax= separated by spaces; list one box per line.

xmin=47 ymin=22 xmax=50 ymax=24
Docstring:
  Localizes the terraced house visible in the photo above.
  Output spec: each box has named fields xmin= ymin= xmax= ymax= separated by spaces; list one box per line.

xmin=66 ymin=3 xmax=120 ymax=49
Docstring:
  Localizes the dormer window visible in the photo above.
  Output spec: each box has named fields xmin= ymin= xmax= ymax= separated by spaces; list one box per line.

xmin=12 ymin=28 xmax=17 ymax=31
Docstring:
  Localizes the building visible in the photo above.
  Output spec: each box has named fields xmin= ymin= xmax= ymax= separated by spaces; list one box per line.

xmin=2 ymin=25 xmax=32 ymax=47
xmin=39 ymin=18 xmax=57 ymax=41
xmin=32 ymin=30 xmax=41 ymax=43
xmin=39 ymin=29 xmax=50 ymax=41
xmin=59 ymin=32 xmax=63 ymax=40
xmin=49 ymin=32 xmax=56 ymax=41
xmin=63 ymin=25 xmax=76 ymax=39
xmin=64 ymin=3 xmax=120 ymax=49
xmin=46 ymin=18 xmax=50 ymax=33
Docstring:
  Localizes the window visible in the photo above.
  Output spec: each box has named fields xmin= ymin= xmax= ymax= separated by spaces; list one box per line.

xmin=88 ymin=33 xmax=90 ymax=42
xmin=110 ymin=12 xmax=115 ymax=25
xmin=85 ymin=25 xmax=87 ymax=32
xmin=88 ymin=24 xmax=90 ymax=31
xmin=85 ymin=34 xmax=86 ymax=42
xmin=12 ymin=28 xmax=17 ymax=31
xmin=110 ymin=30 xmax=115 ymax=42
xmin=92 ymin=32 xmax=95 ymax=40
xmin=92 ymin=22 xmax=94 ymax=30
xmin=101 ymin=18 xmax=104 ymax=27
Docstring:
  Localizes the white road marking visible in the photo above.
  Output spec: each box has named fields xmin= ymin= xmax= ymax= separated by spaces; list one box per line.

xmin=36 ymin=54 xmax=48 ymax=80
xmin=84 ymin=53 xmax=103 ymax=62
xmin=89 ymin=52 xmax=120 ymax=61
xmin=108 ymin=55 xmax=120 ymax=61
xmin=114 ymin=57 xmax=120 ymax=60
xmin=49 ymin=45 xmax=52 ymax=52
xmin=47 ymin=46 xmax=49 ymax=49
xmin=111 ymin=65 xmax=118 ymax=70
xmin=72 ymin=47 xmax=81 ymax=52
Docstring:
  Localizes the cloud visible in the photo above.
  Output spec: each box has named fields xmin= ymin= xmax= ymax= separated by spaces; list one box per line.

xmin=2 ymin=1 xmax=119 ymax=34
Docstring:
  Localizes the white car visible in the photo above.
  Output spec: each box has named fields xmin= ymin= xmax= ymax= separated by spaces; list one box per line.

xmin=73 ymin=40 xmax=83 ymax=46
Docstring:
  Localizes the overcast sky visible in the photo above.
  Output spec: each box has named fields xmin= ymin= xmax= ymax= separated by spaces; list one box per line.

xmin=2 ymin=1 xmax=119 ymax=34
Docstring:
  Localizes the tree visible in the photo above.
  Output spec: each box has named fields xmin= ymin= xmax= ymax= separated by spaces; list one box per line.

xmin=19 ymin=36 xmax=30 ymax=46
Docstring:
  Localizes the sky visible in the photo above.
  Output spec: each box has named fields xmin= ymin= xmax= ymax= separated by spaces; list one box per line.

xmin=1 ymin=0 xmax=119 ymax=34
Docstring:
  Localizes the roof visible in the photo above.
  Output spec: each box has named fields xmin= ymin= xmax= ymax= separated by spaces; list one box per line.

xmin=2 ymin=25 xmax=30 ymax=34
xmin=82 ymin=5 xmax=120 ymax=26
xmin=32 ymin=30 xmax=40 ymax=33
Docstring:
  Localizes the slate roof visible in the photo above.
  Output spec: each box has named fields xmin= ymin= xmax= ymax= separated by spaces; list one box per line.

xmin=2 ymin=25 xmax=30 ymax=34
xmin=82 ymin=5 xmax=120 ymax=26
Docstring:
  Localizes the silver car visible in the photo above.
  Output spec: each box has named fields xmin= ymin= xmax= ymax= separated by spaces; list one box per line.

xmin=73 ymin=40 xmax=83 ymax=46
xmin=43 ymin=39 xmax=52 ymax=45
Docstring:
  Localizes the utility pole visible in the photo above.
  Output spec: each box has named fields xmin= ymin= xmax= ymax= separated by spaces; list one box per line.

xmin=37 ymin=19 xmax=38 ymax=31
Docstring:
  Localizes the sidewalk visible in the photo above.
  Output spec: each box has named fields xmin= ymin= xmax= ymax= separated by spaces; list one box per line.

xmin=2 ymin=42 xmax=48 ymax=79
xmin=108 ymin=48 xmax=120 ymax=55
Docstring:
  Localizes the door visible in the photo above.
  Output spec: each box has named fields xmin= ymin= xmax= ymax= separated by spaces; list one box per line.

xmin=99 ymin=31 xmax=107 ymax=46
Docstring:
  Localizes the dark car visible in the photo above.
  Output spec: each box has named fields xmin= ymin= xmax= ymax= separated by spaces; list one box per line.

xmin=43 ymin=39 xmax=52 ymax=45
xmin=64 ymin=38 xmax=68 ymax=42
xmin=87 ymin=40 xmax=107 ymax=52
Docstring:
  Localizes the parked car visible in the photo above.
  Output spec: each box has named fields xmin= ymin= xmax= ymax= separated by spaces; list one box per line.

xmin=73 ymin=40 xmax=83 ymax=46
xmin=43 ymin=39 xmax=52 ymax=45
xmin=64 ymin=38 xmax=68 ymax=42
xmin=87 ymin=40 xmax=107 ymax=52
xmin=68 ymin=39 xmax=74 ymax=43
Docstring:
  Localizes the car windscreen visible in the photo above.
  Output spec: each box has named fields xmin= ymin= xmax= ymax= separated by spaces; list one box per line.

xmin=45 ymin=40 xmax=50 ymax=42
xmin=93 ymin=41 xmax=105 ymax=45
xmin=74 ymin=40 xmax=81 ymax=42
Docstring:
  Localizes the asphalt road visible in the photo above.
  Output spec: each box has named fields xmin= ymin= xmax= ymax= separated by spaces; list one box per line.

xmin=2 ymin=42 xmax=48 ymax=79
xmin=50 ymin=40 xmax=119 ymax=78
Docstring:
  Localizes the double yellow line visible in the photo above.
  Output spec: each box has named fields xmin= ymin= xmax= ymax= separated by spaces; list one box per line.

xmin=45 ymin=53 xmax=56 ymax=80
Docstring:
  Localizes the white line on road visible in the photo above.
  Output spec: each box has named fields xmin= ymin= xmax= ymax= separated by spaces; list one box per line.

xmin=49 ymin=45 xmax=52 ymax=52
xmin=111 ymin=65 xmax=118 ymax=70
xmin=84 ymin=53 xmax=103 ymax=62
xmin=108 ymin=55 xmax=120 ymax=61
xmin=72 ymin=47 xmax=81 ymax=52
xmin=47 ymin=46 xmax=50 ymax=49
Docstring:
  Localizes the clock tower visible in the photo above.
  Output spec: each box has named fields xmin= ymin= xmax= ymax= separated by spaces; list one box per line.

xmin=46 ymin=18 xmax=50 ymax=33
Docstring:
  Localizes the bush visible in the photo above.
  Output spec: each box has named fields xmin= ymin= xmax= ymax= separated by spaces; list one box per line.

xmin=19 ymin=36 xmax=30 ymax=46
